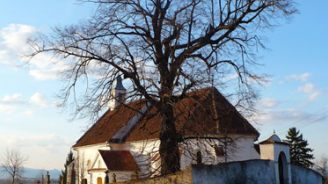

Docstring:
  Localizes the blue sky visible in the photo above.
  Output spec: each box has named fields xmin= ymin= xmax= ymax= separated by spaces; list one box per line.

xmin=0 ymin=1 xmax=327 ymax=170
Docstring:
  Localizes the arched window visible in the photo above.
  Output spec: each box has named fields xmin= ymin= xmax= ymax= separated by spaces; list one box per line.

xmin=278 ymin=152 xmax=288 ymax=184
xmin=82 ymin=178 xmax=88 ymax=184
xmin=196 ymin=150 xmax=202 ymax=165
xmin=105 ymin=174 xmax=109 ymax=184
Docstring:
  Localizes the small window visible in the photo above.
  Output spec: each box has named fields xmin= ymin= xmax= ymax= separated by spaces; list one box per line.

xmin=87 ymin=160 xmax=91 ymax=169
xmin=214 ymin=145 xmax=225 ymax=156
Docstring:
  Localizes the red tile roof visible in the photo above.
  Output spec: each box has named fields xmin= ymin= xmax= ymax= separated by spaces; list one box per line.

xmin=73 ymin=87 xmax=259 ymax=147
xmin=73 ymin=100 xmax=145 ymax=147
xmin=99 ymin=150 xmax=139 ymax=171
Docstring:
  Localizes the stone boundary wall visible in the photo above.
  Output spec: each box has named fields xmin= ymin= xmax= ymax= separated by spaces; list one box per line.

xmin=192 ymin=159 xmax=276 ymax=184
xmin=117 ymin=160 xmax=323 ymax=184
xmin=291 ymin=164 xmax=323 ymax=184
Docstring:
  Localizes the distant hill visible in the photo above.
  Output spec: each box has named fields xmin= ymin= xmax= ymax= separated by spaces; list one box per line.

xmin=0 ymin=167 xmax=61 ymax=180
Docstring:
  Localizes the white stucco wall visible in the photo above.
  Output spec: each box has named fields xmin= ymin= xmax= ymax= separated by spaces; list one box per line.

xmin=229 ymin=135 xmax=260 ymax=161
xmin=180 ymin=135 xmax=259 ymax=169
xmin=73 ymin=135 xmax=259 ymax=183
xmin=74 ymin=143 xmax=109 ymax=184
xmin=130 ymin=139 xmax=160 ymax=177
xmin=73 ymin=139 xmax=161 ymax=183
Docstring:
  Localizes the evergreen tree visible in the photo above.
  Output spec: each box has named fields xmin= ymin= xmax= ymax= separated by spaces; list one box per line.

xmin=285 ymin=127 xmax=314 ymax=168
xmin=60 ymin=151 xmax=74 ymax=184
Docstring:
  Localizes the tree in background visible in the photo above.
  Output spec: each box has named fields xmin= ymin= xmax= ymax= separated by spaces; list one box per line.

xmin=314 ymin=156 xmax=328 ymax=184
xmin=30 ymin=0 xmax=296 ymax=174
xmin=1 ymin=149 xmax=27 ymax=184
xmin=59 ymin=151 xmax=74 ymax=184
xmin=285 ymin=127 xmax=314 ymax=168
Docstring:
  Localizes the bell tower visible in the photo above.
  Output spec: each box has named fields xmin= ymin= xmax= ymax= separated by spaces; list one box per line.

xmin=109 ymin=76 xmax=126 ymax=110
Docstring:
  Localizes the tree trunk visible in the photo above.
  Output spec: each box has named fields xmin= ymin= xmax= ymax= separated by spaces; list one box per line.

xmin=11 ymin=175 xmax=15 ymax=184
xmin=159 ymin=100 xmax=181 ymax=175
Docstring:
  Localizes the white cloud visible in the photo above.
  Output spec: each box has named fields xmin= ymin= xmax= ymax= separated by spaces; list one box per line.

xmin=0 ymin=92 xmax=54 ymax=115
xmin=0 ymin=24 xmax=36 ymax=51
xmin=298 ymin=83 xmax=320 ymax=101
xmin=0 ymin=93 xmax=24 ymax=104
xmin=0 ymin=133 xmax=72 ymax=169
xmin=286 ymin=72 xmax=311 ymax=82
xmin=0 ymin=24 xmax=36 ymax=66
xmin=25 ymin=52 xmax=70 ymax=80
xmin=23 ymin=110 xmax=34 ymax=117
xmin=284 ymin=73 xmax=321 ymax=101
xmin=259 ymin=98 xmax=278 ymax=108
xmin=30 ymin=92 xmax=49 ymax=107
xmin=0 ymin=93 xmax=25 ymax=114
xmin=222 ymin=73 xmax=239 ymax=81
xmin=298 ymin=83 xmax=315 ymax=93
xmin=29 ymin=69 xmax=57 ymax=80
xmin=0 ymin=24 xmax=68 ymax=80
xmin=0 ymin=105 xmax=15 ymax=114
xmin=253 ymin=108 xmax=327 ymax=125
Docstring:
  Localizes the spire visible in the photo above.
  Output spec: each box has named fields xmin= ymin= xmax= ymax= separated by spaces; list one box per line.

xmin=109 ymin=76 xmax=126 ymax=110
xmin=115 ymin=75 xmax=126 ymax=90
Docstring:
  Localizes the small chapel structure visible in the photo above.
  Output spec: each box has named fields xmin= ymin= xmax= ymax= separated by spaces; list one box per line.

xmin=66 ymin=77 xmax=322 ymax=184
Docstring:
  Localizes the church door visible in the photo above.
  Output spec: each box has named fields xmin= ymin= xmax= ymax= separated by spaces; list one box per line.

xmin=97 ymin=177 xmax=103 ymax=184
xmin=278 ymin=152 xmax=288 ymax=184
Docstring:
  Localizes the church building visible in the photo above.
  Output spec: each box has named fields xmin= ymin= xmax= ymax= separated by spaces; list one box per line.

xmin=67 ymin=77 xmax=320 ymax=184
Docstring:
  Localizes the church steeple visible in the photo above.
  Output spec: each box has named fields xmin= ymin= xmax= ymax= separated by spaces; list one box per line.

xmin=109 ymin=76 xmax=126 ymax=110
xmin=115 ymin=75 xmax=126 ymax=90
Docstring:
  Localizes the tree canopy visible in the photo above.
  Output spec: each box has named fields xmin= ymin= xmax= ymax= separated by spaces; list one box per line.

xmin=285 ymin=127 xmax=314 ymax=168
xmin=30 ymin=0 xmax=296 ymax=174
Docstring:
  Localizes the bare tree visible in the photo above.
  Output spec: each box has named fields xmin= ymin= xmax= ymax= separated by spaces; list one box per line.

xmin=1 ymin=149 xmax=27 ymax=184
xmin=30 ymin=0 xmax=296 ymax=174
xmin=315 ymin=156 xmax=328 ymax=184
